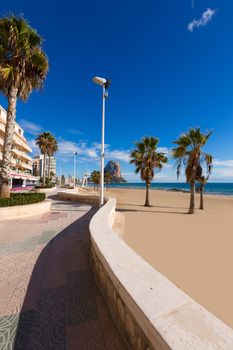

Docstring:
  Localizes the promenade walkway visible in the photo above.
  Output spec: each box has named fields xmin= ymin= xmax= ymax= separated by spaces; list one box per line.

xmin=0 ymin=198 xmax=126 ymax=350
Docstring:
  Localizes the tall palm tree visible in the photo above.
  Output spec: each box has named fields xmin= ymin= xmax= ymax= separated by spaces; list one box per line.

xmin=130 ymin=137 xmax=168 ymax=207
xmin=173 ymin=128 xmax=212 ymax=214
xmin=91 ymin=170 xmax=100 ymax=191
xmin=0 ymin=15 xmax=48 ymax=197
xmin=36 ymin=132 xmax=52 ymax=187
xmin=104 ymin=171 xmax=112 ymax=191
xmin=47 ymin=136 xmax=58 ymax=180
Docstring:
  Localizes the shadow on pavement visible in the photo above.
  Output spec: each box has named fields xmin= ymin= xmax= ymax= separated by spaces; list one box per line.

xmin=13 ymin=206 xmax=126 ymax=350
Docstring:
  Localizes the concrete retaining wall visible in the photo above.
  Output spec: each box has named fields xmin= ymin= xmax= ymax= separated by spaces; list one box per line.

xmin=34 ymin=187 xmax=56 ymax=194
xmin=89 ymin=197 xmax=233 ymax=350
xmin=0 ymin=199 xmax=51 ymax=221
xmin=57 ymin=190 xmax=100 ymax=205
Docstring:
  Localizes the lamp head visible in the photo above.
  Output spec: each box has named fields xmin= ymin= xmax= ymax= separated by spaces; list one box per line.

xmin=92 ymin=76 xmax=107 ymax=86
xmin=92 ymin=76 xmax=111 ymax=89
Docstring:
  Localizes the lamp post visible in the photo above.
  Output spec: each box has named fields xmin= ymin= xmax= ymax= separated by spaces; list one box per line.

xmin=73 ymin=152 xmax=77 ymax=188
xmin=92 ymin=76 xmax=111 ymax=206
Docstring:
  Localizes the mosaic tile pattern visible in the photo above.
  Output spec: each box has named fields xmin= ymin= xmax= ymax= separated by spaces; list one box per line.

xmin=0 ymin=199 xmax=127 ymax=350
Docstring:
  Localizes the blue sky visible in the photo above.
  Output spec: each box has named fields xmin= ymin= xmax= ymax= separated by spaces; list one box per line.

xmin=1 ymin=0 xmax=233 ymax=182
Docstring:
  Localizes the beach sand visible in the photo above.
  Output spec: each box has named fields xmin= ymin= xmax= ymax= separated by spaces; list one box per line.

xmin=108 ymin=187 xmax=233 ymax=329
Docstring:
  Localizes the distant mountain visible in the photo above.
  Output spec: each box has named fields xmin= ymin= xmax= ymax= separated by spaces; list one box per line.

xmin=104 ymin=161 xmax=127 ymax=183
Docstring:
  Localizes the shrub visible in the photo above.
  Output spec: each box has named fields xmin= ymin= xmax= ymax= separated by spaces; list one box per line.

xmin=35 ymin=184 xmax=54 ymax=189
xmin=0 ymin=193 xmax=46 ymax=207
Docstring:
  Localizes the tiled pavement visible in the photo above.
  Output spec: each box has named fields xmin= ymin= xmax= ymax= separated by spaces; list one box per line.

xmin=0 ymin=199 xmax=127 ymax=350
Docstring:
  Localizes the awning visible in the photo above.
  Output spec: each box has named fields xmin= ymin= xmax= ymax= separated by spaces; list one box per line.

xmin=10 ymin=173 xmax=39 ymax=181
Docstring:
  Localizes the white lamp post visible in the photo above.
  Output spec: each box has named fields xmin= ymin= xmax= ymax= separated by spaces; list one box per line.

xmin=73 ymin=152 xmax=77 ymax=188
xmin=92 ymin=76 xmax=111 ymax=206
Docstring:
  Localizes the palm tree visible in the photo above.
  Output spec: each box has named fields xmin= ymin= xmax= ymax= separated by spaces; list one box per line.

xmin=0 ymin=15 xmax=48 ymax=197
xmin=104 ymin=171 xmax=112 ymax=191
xmin=130 ymin=137 xmax=168 ymax=207
xmin=61 ymin=174 xmax=65 ymax=186
xmin=173 ymin=128 xmax=212 ymax=214
xmin=47 ymin=136 xmax=58 ymax=180
xmin=36 ymin=132 xmax=52 ymax=187
xmin=91 ymin=170 xmax=100 ymax=191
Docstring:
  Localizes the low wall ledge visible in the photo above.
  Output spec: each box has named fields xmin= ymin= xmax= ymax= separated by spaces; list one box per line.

xmin=89 ymin=196 xmax=233 ymax=350
xmin=0 ymin=199 xmax=51 ymax=221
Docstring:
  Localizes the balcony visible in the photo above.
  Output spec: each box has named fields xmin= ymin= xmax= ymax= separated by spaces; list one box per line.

xmin=0 ymin=125 xmax=31 ymax=154
xmin=9 ymin=158 xmax=32 ymax=172
xmin=21 ymin=161 xmax=32 ymax=171
xmin=12 ymin=148 xmax=32 ymax=162
xmin=13 ymin=134 xmax=32 ymax=153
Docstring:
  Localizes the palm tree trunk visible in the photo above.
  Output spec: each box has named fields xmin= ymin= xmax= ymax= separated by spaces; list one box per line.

xmin=189 ymin=181 xmax=195 ymax=214
xmin=145 ymin=182 xmax=150 ymax=207
xmin=43 ymin=154 xmax=46 ymax=187
xmin=199 ymin=184 xmax=204 ymax=210
xmin=0 ymin=87 xmax=18 ymax=198
xmin=48 ymin=156 xmax=51 ymax=181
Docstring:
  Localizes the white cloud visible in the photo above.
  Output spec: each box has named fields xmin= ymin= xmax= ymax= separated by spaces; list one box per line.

xmin=28 ymin=139 xmax=40 ymax=153
xmin=53 ymin=139 xmax=130 ymax=164
xmin=211 ymin=168 xmax=233 ymax=180
xmin=188 ymin=8 xmax=217 ymax=32
xmin=157 ymin=147 xmax=172 ymax=156
xmin=19 ymin=119 xmax=42 ymax=136
xmin=106 ymin=149 xmax=130 ymax=162
xmin=213 ymin=160 xmax=233 ymax=168
xmin=57 ymin=140 xmax=80 ymax=154
xmin=86 ymin=149 xmax=98 ymax=158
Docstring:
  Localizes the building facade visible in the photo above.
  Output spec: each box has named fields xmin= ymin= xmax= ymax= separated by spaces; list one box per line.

xmin=33 ymin=155 xmax=56 ymax=179
xmin=0 ymin=105 xmax=38 ymax=188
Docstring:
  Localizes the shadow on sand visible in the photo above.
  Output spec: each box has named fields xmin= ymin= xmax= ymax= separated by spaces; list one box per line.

xmin=117 ymin=203 xmax=188 ymax=210
xmin=117 ymin=207 xmax=188 ymax=215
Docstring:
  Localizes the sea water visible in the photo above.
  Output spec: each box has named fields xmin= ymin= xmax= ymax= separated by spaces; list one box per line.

xmin=106 ymin=182 xmax=233 ymax=196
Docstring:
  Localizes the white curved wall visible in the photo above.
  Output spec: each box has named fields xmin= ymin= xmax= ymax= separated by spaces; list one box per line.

xmin=0 ymin=199 xmax=51 ymax=221
xmin=89 ymin=197 xmax=233 ymax=350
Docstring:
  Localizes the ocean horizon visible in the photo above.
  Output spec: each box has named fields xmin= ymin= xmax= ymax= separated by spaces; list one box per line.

xmin=105 ymin=182 xmax=233 ymax=196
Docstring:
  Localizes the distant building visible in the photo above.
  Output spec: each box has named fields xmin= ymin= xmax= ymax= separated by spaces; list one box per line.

xmin=0 ymin=105 xmax=38 ymax=188
xmin=33 ymin=155 xmax=56 ymax=179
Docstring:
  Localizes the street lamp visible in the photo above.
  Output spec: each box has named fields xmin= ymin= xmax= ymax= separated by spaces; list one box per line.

xmin=73 ymin=152 xmax=77 ymax=188
xmin=92 ymin=76 xmax=111 ymax=206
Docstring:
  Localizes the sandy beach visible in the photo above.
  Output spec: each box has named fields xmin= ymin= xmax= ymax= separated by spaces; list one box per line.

xmin=108 ymin=187 xmax=233 ymax=329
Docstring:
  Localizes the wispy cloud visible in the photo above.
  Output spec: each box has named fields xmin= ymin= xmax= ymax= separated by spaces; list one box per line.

xmin=54 ymin=139 xmax=130 ymax=164
xmin=213 ymin=159 xmax=233 ymax=168
xmin=57 ymin=140 xmax=81 ymax=155
xmin=106 ymin=149 xmax=130 ymax=162
xmin=66 ymin=128 xmax=83 ymax=136
xmin=28 ymin=139 xmax=40 ymax=153
xmin=157 ymin=147 xmax=172 ymax=156
xmin=19 ymin=119 xmax=42 ymax=136
xmin=188 ymin=8 xmax=217 ymax=32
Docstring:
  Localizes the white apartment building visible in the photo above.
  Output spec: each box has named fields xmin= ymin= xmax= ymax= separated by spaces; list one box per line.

xmin=33 ymin=155 xmax=56 ymax=179
xmin=0 ymin=105 xmax=38 ymax=188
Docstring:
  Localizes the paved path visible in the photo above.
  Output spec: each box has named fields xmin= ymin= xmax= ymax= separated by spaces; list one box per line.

xmin=0 ymin=199 xmax=126 ymax=350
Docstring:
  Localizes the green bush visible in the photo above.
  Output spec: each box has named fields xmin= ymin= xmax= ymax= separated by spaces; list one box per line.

xmin=35 ymin=184 xmax=54 ymax=189
xmin=0 ymin=193 xmax=46 ymax=207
